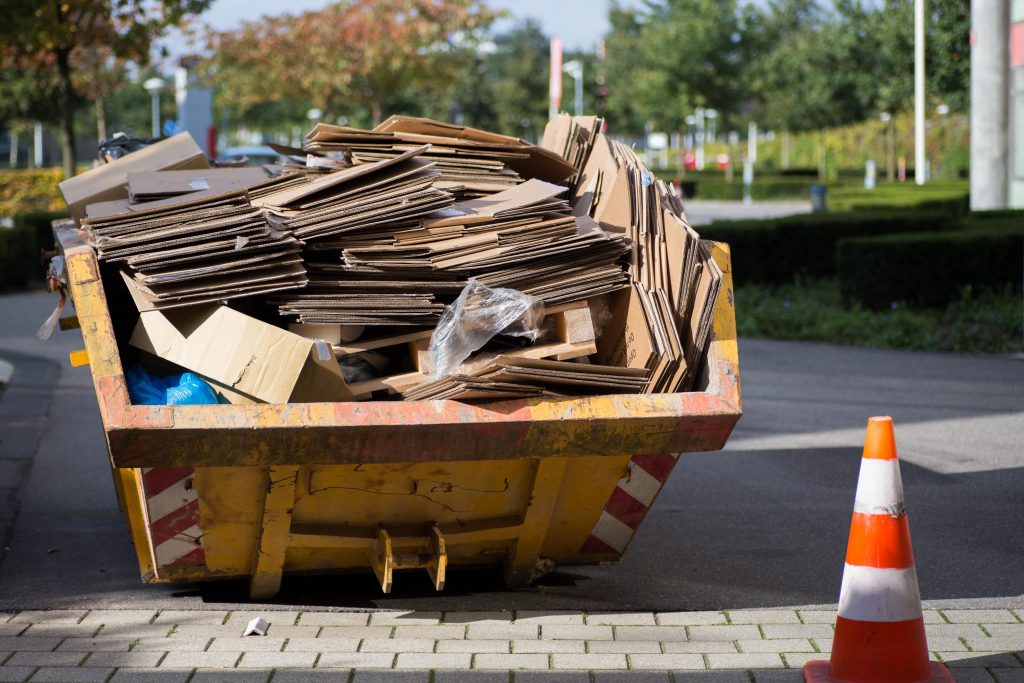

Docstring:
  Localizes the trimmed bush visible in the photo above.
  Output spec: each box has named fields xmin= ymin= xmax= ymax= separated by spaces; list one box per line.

xmin=0 ymin=210 xmax=66 ymax=290
xmin=837 ymin=228 xmax=1023 ymax=310
xmin=688 ymin=178 xmax=816 ymax=201
xmin=700 ymin=210 xmax=953 ymax=285
xmin=967 ymin=208 xmax=1024 ymax=224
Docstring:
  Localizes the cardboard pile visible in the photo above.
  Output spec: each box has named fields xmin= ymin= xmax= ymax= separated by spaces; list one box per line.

xmin=269 ymin=177 xmax=629 ymax=328
xmin=541 ymin=114 xmax=605 ymax=189
xmin=564 ymin=129 xmax=722 ymax=392
xmin=59 ymin=132 xmax=210 ymax=222
xmin=83 ymin=188 xmax=307 ymax=309
xmin=58 ymin=113 xmax=722 ymax=406
xmin=305 ymin=116 xmax=577 ymax=197
xmin=404 ymin=356 xmax=649 ymax=401
xmin=252 ymin=145 xmax=453 ymax=240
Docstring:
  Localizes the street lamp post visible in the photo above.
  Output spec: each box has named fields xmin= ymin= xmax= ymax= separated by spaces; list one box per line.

xmin=914 ymin=0 xmax=926 ymax=185
xmin=143 ymin=78 xmax=166 ymax=138
xmin=562 ymin=60 xmax=584 ymax=117
xmin=695 ymin=108 xmax=705 ymax=171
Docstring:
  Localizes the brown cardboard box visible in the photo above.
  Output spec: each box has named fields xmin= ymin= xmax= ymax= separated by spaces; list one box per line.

xmin=128 ymin=302 xmax=353 ymax=404
xmin=59 ymin=133 xmax=210 ymax=222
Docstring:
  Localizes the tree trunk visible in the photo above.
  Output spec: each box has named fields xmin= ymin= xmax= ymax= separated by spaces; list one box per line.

xmin=886 ymin=119 xmax=895 ymax=182
xmin=370 ymin=100 xmax=383 ymax=128
xmin=55 ymin=47 xmax=77 ymax=178
xmin=816 ymin=132 xmax=826 ymax=181
xmin=781 ymin=129 xmax=790 ymax=169
xmin=95 ymin=97 xmax=107 ymax=143
xmin=8 ymin=130 xmax=17 ymax=168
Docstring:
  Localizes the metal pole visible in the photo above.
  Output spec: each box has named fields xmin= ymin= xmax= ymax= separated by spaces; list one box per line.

xmin=574 ymin=63 xmax=583 ymax=117
xmin=151 ymin=92 xmax=161 ymax=138
xmin=747 ymin=121 xmax=757 ymax=165
xmin=914 ymin=0 xmax=926 ymax=185
xmin=969 ymin=0 xmax=1010 ymax=209
xmin=695 ymin=108 xmax=705 ymax=171
xmin=33 ymin=122 xmax=43 ymax=168
xmin=887 ymin=118 xmax=895 ymax=182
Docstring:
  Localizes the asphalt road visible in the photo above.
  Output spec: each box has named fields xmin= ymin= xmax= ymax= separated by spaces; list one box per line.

xmin=0 ymin=289 xmax=1021 ymax=613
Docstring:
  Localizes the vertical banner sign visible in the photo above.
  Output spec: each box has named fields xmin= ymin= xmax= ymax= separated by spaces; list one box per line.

xmin=549 ymin=37 xmax=563 ymax=121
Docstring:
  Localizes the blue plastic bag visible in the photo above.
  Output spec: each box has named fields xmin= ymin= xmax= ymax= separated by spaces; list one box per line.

xmin=126 ymin=364 xmax=219 ymax=406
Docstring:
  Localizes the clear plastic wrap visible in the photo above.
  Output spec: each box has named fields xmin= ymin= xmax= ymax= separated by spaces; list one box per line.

xmin=427 ymin=279 xmax=544 ymax=378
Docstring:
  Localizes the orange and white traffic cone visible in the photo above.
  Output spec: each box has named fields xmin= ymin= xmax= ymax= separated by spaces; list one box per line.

xmin=804 ymin=416 xmax=953 ymax=683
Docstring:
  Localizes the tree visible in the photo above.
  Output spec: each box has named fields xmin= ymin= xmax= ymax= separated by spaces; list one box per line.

xmin=0 ymin=0 xmax=212 ymax=177
xmin=928 ymin=0 xmax=969 ymax=112
xmin=207 ymin=0 xmax=497 ymax=128
xmin=483 ymin=19 xmax=549 ymax=138
xmin=602 ymin=0 xmax=744 ymax=136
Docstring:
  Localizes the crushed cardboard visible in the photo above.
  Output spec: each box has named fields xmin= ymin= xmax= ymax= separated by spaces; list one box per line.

xmin=58 ymin=114 xmax=722 ymax=406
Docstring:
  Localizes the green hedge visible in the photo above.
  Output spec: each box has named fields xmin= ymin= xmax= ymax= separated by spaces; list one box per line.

xmin=701 ymin=210 xmax=954 ymax=285
xmin=838 ymin=226 xmax=1023 ymax=309
xmin=0 ymin=211 xmax=66 ymax=290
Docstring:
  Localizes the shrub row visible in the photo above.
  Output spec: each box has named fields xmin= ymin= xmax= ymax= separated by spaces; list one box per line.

xmin=0 ymin=211 xmax=66 ymax=290
xmin=838 ymin=222 xmax=1023 ymax=309
xmin=700 ymin=210 xmax=954 ymax=285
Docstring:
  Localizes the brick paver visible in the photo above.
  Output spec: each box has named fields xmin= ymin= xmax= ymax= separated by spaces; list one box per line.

xmin=472 ymin=653 xmax=548 ymax=669
xmin=435 ymin=640 xmax=509 ymax=653
xmin=0 ymin=667 xmax=33 ymax=683
xmin=0 ymin=606 xmax=1017 ymax=678
xmin=297 ymin=612 xmax=370 ymax=626
xmin=159 ymin=651 xmax=242 ymax=668
xmin=656 ymin=611 xmax=728 ymax=626
xmin=284 ymin=638 xmax=360 ymax=652
xmin=586 ymin=612 xmax=657 ymax=626
xmin=83 ymin=650 xmax=166 ymax=667
xmin=395 ymin=653 xmax=472 ymax=669
xmin=551 ymin=653 xmax=628 ymax=669
xmin=236 ymin=651 xmax=317 ymax=668
xmin=706 ymin=652 xmax=786 ymax=669
xmin=945 ymin=610 xmax=1020 ymax=623
xmin=513 ymin=639 xmax=584 ymax=653
xmin=727 ymin=610 xmax=802 ymax=625
xmin=628 ymin=653 xmax=706 ymax=669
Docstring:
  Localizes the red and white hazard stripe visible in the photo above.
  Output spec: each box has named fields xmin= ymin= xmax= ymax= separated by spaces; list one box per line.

xmin=578 ymin=453 xmax=679 ymax=555
xmin=141 ymin=467 xmax=206 ymax=568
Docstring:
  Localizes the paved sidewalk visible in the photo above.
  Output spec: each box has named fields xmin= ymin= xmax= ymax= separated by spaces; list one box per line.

xmin=0 ymin=608 xmax=1021 ymax=681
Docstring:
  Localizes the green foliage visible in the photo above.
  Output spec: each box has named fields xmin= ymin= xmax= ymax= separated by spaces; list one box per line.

xmin=0 ymin=169 xmax=65 ymax=216
xmin=837 ymin=226 xmax=1024 ymax=310
xmin=603 ymin=0 xmax=743 ymax=132
xmin=479 ymin=19 xmax=550 ymax=138
xmin=701 ymin=210 xmax=954 ymax=285
xmin=0 ymin=210 xmax=66 ymax=290
xmin=737 ymin=279 xmax=1023 ymax=354
xmin=599 ymin=0 xmax=970 ymax=137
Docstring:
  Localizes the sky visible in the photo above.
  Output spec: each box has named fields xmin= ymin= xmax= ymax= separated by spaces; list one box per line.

xmin=199 ymin=0 xmax=619 ymax=51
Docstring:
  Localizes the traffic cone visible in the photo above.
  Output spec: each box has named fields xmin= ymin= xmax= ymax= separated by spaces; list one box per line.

xmin=804 ymin=416 xmax=953 ymax=683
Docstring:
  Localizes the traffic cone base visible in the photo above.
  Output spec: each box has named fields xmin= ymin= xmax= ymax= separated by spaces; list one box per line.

xmin=803 ymin=658 xmax=954 ymax=683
